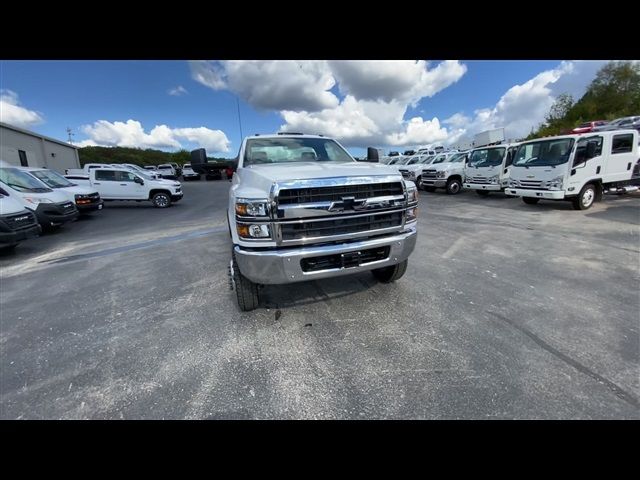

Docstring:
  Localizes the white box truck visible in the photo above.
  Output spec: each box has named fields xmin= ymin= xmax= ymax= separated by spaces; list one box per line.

xmin=506 ymin=130 xmax=640 ymax=210
xmin=473 ymin=128 xmax=505 ymax=148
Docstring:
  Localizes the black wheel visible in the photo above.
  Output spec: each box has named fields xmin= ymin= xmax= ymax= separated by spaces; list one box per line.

xmin=372 ymin=259 xmax=408 ymax=283
xmin=522 ymin=197 xmax=540 ymax=205
xmin=416 ymin=176 xmax=423 ymax=190
xmin=476 ymin=190 xmax=490 ymax=197
xmin=572 ymin=183 xmax=596 ymax=210
xmin=446 ymin=178 xmax=462 ymax=195
xmin=423 ymin=186 xmax=436 ymax=192
xmin=151 ymin=192 xmax=172 ymax=208
xmin=231 ymin=250 xmax=259 ymax=311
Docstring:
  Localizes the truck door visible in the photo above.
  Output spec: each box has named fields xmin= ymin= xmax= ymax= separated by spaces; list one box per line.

xmin=115 ymin=170 xmax=147 ymax=199
xmin=604 ymin=132 xmax=637 ymax=182
xmin=93 ymin=169 xmax=122 ymax=199
xmin=502 ymin=146 xmax=517 ymax=185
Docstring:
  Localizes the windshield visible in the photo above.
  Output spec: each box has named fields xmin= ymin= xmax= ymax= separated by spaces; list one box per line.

xmin=468 ymin=147 xmax=506 ymax=167
xmin=0 ymin=167 xmax=53 ymax=193
xmin=406 ymin=156 xmax=423 ymax=165
xmin=158 ymin=165 xmax=172 ymax=170
xmin=30 ymin=169 xmax=74 ymax=188
xmin=244 ymin=137 xmax=354 ymax=166
xmin=447 ymin=153 xmax=467 ymax=163
xmin=513 ymin=139 xmax=574 ymax=167
xmin=183 ymin=164 xmax=191 ymax=169
xmin=431 ymin=154 xmax=450 ymax=165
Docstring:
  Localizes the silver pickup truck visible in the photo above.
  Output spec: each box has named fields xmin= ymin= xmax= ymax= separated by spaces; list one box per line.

xmin=202 ymin=133 xmax=419 ymax=311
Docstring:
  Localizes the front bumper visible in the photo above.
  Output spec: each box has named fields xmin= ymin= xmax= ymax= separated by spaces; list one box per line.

xmin=506 ymin=188 xmax=565 ymax=200
xmin=34 ymin=202 xmax=79 ymax=226
xmin=171 ymin=192 xmax=184 ymax=202
xmin=420 ymin=178 xmax=447 ymax=188
xmin=0 ymin=224 xmax=41 ymax=246
xmin=77 ymin=199 xmax=104 ymax=212
xmin=234 ymin=224 xmax=417 ymax=285
xmin=463 ymin=183 xmax=502 ymax=191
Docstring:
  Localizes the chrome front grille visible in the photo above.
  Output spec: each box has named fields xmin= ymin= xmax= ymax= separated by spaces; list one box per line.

xmin=518 ymin=180 xmax=545 ymax=190
xmin=4 ymin=211 xmax=36 ymax=230
xmin=467 ymin=176 xmax=489 ymax=184
xmin=279 ymin=211 xmax=403 ymax=242
xmin=422 ymin=169 xmax=437 ymax=179
xmin=277 ymin=182 xmax=403 ymax=205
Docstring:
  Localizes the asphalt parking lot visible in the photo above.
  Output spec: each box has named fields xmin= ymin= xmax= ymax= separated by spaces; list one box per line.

xmin=1 ymin=180 xmax=638 ymax=419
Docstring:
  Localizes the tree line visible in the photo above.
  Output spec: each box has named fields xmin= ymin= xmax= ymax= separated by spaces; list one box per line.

xmin=78 ymin=146 xmax=232 ymax=167
xmin=527 ymin=61 xmax=640 ymax=140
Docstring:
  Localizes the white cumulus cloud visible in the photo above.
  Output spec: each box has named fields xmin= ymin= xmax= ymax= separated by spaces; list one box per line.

xmin=77 ymin=119 xmax=230 ymax=153
xmin=0 ymin=90 xmax=44 ymax=128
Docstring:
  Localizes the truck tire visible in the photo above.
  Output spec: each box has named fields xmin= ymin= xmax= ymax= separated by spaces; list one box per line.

xmin=522 ymin=197 xmax=540 ymax=205
xmin=476 ymin=190 xmax=490 ymax=197
xmin=231 ymin=250 xmax=259 ymax=311
xmin=416 ymin=176 xmax=423 ymax=190
xmin=151 ymin=192 xmax=172 ymax=208
xmin=446 ymin=178 xmax=462 ymax=195
xmin=372 ymin=259 xmax=408 ymax=283
xmin=572 ymin=183 xmax=596 ymax=210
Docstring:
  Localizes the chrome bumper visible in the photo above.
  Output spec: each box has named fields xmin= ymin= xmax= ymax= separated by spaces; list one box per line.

xmin=463 ymin=183 xmax=502 ymax=191
xmin=234 ymin=225 xmax=417 ymax=285
xmin=420 ymin=178 xmax=446 ymax=188
xmin=506 ymin=188 xmax=565 ymax=199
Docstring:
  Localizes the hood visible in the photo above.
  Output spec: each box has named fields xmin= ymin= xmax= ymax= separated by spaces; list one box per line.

xmin=236 ymin=162 xmax=402 ymax=197
xmin=57 ymin=185 xmax=99 ymax=195
xmin=0 ymin=195 xmax=29 ymax=215
xmin=430 ymin=161 xmax=461 ymax=172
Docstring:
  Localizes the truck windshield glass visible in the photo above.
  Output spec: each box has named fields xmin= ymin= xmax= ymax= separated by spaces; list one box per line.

xmin=406 ymin=156 xmax=423 ymax=165
xmin=0 ymin=168 xmax=53 ymax=193
xmin=468 ymin=148 xmax=506 ymax=167
xmin=431 ymin=154 xmax=450 ymax=165
xmin=30 ymin=169 xmax=74 ymax=188
xmin=244 ymin=138 xmax=354 ymax=166
xmin=513 ymin=139 xmax=574 ymax=167
xmin=448 ymin=153 xmax=466 ymax=163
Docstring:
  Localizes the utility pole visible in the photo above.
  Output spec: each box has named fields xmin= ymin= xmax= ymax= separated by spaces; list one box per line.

xmin=66 ymin=127 xmax=74 ymax=144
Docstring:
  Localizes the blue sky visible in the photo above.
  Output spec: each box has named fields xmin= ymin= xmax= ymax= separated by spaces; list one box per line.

xmin=1 ymin=60 xmax=606 ymax=157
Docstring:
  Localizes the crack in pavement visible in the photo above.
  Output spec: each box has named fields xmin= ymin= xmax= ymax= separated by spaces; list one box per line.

xmin=487 ymin=310 xmax=639 ymax=410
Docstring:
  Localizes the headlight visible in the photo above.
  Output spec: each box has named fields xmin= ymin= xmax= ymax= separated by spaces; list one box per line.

xmin=547 ymin=176 xmax=564 ymax=190
xmin=406 ymin=207 xmax=418 ymax=223
xmin=24 ymin=197 xmax=53 ymax=205
xmin=408 ymin=171 xmax=416 ymax=179
xmin=406 ymin=185 xmax=418 ymax=203
xmin=436 ymin=170 xmax=447 ymax=178
xmin=236 ymin=223 xmax=271 ymax=239
xmin=509 ymin=179 xmax=519 ymax=187
xmin=235 ymin=198 xmax=269 ymax=217
xmin=489 ymin=175 xmax=499 ymax=184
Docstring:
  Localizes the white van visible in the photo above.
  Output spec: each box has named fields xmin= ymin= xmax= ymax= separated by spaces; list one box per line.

xmin=19 ymin=167 xmax=103 ymax=213
xmin=0 ymin=191 xmax=41 ymax=250
xmin=0 ymin=164 xmax=78 ymax=229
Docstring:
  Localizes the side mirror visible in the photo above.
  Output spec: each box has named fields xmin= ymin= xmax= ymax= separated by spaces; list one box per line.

xmin=586 ymin=141 xmax=598 ymax=159
xmin=367 ymin=147 xmax=380 ymax=162
xmin=134 ymin=176 xmax=144 ymax=185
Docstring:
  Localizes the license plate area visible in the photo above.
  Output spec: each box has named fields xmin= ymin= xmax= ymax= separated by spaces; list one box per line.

xmin=300 ymin=246 xmax=390 ymax=273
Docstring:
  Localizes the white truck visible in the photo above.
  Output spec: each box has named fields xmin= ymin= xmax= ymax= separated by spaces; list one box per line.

xmin=65 ymin=163 xmax=109 ymax=176
xmin=157 ymin=164 xmax=178 ymax=179
xmin=200 ymin=133 xmax=418 ymax=311
xmin=0 ymin=165 xmax=78 ymax=230
xmin=506 ymin=130 xmax=640 ymax=210
xmin=66 ymin=167 xmax=183 ymax=208
xmin=181 ymin=163 xmax=201 ymax=181
xmin=20 ymin=167 xmax=104 ymax=213
xmin=473 ymin=128 xmax=505 ymax=148
xmin=419 ymin=151 xmax=468 ymax=194
xmin=0 ymin=191 xmax=41 ymax=250
xmin=463 ymin=143 xmax=519 ymax=196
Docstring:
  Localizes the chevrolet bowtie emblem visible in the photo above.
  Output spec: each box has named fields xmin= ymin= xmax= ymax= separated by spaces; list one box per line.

xmin=328 ymin=196 xmax=367 ymax=212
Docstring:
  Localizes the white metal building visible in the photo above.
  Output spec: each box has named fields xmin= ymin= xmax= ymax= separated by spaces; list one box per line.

xmin=0 ymin=122 xmax=80 ymax=174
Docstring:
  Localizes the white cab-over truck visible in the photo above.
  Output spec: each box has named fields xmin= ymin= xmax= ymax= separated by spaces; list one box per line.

xmin=204 ymin=133 xmax=418 ymax=311
xmin=506 ymin=130 xmax=640 ymax=210
xmin=463 ymin=143 xmax=519 ymax=196
xmin=66 ymin=167 xmax=183 ymax=208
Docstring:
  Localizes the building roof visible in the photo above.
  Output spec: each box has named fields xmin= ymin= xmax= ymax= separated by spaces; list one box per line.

xmin=0 ymin=121 xmax=79 ymax=149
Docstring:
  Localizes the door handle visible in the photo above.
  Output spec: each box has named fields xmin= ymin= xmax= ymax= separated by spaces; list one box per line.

xmin=94 ymin=182 xmax=101 ymax=185
xmin=120 ymin=183 xmax=128 ymax=186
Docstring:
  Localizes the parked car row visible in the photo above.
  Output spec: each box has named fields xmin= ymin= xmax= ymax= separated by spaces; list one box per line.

xmin=0 ymin=161 xmax=186 ymax=252
xmin=570 ymin=116 xmax=640 ymax=134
